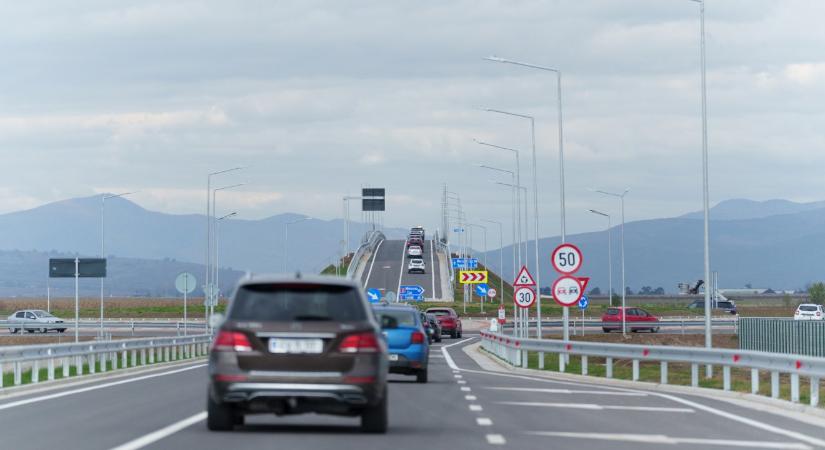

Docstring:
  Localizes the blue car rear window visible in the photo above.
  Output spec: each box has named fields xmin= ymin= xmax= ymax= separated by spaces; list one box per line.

xmin=374 ymin=310 xmax=417 ymax=327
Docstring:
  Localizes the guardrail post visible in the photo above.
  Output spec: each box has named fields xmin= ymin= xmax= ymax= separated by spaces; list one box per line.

xmin=723 ymin=366 xmax=731 ymax=391
xmin=521 ymin=348 xmax=527 ymax=368
xmin=691 ymin=363 xmax=698 ymax=387
xmin=538 ymin=352 xmax=545 ymax=370
xmin=581 ymin=356 xmax=588 ymax=375
xmin=632 ymin=360 xmax=639 ymax=381
xmin=88 ymin=352 xmax=95 ymax=374
xmin=149 ymin=344 xmax=155 ymax=364
xmin=559 ymin=353 xmax=565 ymax=372
xmin=111 ymin=351 xmax=117 ymax=370
xmin=122 ymin=350 xmax=127 ymax=369
xmin=751 ymin=369 xmax=759 ymax=394
xmin=140 ymin=348 xmax=146 ymax=366
xmin=76 ymin=356 xmax=83 ymax=376
xmin=771 ymin=371 xmax=780 ymax=399
xmin=811 ymin=377 xmax=820 ymax=407
xmin=62 ymin=358 xmax=69 ymax=378
xmin=173 ymin=345 xmax=178 ymax=361
xmin=131 ymin=321 xmax=135 ymax=336
xmin=130 ymin=350 xmax=136 ymax=367
xmin=13 ymin=362 xmax=21 ymax=385
xmin=164 ymin=346 xmax=170 ymax=362
xmin=47 ymin=350 xmax=54 ymax=381
xmin=660 ymin=361 xmax=668 ymax=385
xmin=100 ymin=352 xmax=106 ymax=372
xmin=32 ymin=360 xmax=39 ymax=384
xmin=0 ymin=363 xmax=3 ymax=388
xmin=790 ymin=374 xmax=800 ymax=403
xmin=606 ymin=357 xmax=613 ymax=379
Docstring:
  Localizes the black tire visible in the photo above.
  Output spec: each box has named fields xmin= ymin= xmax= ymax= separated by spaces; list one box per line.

xmin=40 ymin=328 xmax=47 ymax=334
xmin=58 ymin=329 xmax=66 ymax=333
xmin=10 ymin=328 xmax=17 ymax=334
xmin=26 ymin=329 xmax=34 ymax=334
xmin=450 ymin=330 xmax=457 ymax=339
xmin=416 ymin=369 xmax=428 ymax=383
xmin=457 ymin=330 xmax=462 ymax=338
xmin=361 ymin=388 xmax=388 ymax=433
xmin=602 ymin=327 xmax=610 ymax=333
xmin=435 ymin=335 xmax=442 ymax=343
xmin=207 ymin=394 xmax=236 ymax=431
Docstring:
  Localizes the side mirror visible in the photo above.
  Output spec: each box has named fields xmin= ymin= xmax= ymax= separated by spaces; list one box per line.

xmin=380 ymin=316 xmax=398 ymax=330
xmin=209 ymin=313 xmax=225 ymax=329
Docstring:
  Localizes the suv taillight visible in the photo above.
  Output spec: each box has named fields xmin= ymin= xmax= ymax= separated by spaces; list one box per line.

xmin=338 ymin=332 xmax=379 ymax=353
xmin=411 ymin=331 xmax=425 ymax=344
xmin=212 ymin=331 xmax=252 ymax=352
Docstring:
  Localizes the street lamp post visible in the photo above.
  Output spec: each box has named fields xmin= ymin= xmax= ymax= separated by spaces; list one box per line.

xmin=589 ymin=209 xmax=613 ymax=307
xmin=284 ymin=217 xmax=311 ymax=273
xmin=215 ymin=212 xmax=237 ymax=311
xmin=485 ymin=56 xmax=568 ymax=346
xmin=481 ymin=219 xmax=504 ymax=307
xmin=205 ymin=167 xmax=243 ymax=315
xmin=100 ymin=191 xmax=137 ymax=337
xmin=343 ymin=196 xmax=363 ymax=258
xmin=596 ymin=189 xmax=629 ymax=336
xmin=212 ymin=183 xmax=245 ymax=324
xmin=479 ymin=164 xmax=518 ymax=281
xmin=468 ymin=223 xmax=487 ymax=312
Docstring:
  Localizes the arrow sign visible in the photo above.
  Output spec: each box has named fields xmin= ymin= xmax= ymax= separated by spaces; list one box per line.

xmin=578 ymin=295 xmax=589 ymax=310
xmin=459 ymin=270 xmax=488 ymax=284
xmin=399 ymin=285 xmax=424 ymax=296
xmin=513 ymin=266 xmax=536 ymax=287
xmin=474 ymin=283 xmax=488 ymax=297
xmin=366 ymin=288 xmax=381 ymax=303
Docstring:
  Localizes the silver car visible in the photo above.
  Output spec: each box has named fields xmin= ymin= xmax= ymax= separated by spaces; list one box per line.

xmin=8 ymin=310 xmax=67 ymax=333
xmin=407 ymin=258 xmax=425 ymax=274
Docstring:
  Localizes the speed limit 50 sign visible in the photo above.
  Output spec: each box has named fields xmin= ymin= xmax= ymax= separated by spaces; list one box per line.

xmin=551 ymin=243 xmax=583 ymax=274
xmin=513 ymin=286 xmax=536 ymax=309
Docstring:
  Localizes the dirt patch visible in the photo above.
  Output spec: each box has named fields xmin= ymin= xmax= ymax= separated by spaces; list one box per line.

xmin=0 ymin=297 xmax=227 ymax=318
xmin=0 ymin=335 xmax=102 ymax=346
xmin=541 ymin=332 xmax=738 ymax=349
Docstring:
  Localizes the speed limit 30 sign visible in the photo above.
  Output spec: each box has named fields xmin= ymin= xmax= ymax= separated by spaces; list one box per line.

xmin=513 ymin=286 xmax=536 ymax=309
xmin=551 ymin=243 xmax=583 ymax=274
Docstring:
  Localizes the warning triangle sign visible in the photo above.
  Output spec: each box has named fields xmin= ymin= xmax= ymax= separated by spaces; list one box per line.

xmin=513 ymin=266 xmax=536 ymax=287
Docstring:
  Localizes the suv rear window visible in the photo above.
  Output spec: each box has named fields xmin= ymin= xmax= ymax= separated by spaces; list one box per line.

xmin=228 ymin=284 xmax=366 ymax=322
xmin=799 ymin=305 xmax=819 ymax=312
xmin=374 ymin=310 xmax=417 ymax=327
xmin=606 ymin=308 xmax=619 ymax=315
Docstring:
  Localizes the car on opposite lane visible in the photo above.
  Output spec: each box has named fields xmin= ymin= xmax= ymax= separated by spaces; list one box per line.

xmin=8 ymin=310 xmax=66 ymax=333
xmin=372 ymin=305 xmax=429 ymax=383
xmin=426 ymin=307 xmax=462 ymax=338
xmin=207 ymin=275 xmax=389 ymax=433
xmin=408 ymin=258 xmax=426 ymax=274
xmin=795 ymin=303 xmax=825 ymax=320
xmin=687 ymin=299 xmax=738 ymax=315
xmin=602 ymin=307 xmax=660 ymax=333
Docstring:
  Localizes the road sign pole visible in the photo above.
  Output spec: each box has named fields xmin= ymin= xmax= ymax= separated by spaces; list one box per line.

xmin=74 ymin=257 xmax=79 ymax=343
xmin=183 ymin=274 xmax=188 ymax=337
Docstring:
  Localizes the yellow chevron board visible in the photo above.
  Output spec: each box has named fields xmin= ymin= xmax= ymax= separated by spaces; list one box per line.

xmin=459 ymin=270 xmax=488 ymax=284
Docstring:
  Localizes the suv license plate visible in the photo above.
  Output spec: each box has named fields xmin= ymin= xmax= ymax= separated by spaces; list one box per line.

xmin=388 ymin=354 xmax=399 ymax=361
xmin=268 ymin=338 xmax=323 ymax=354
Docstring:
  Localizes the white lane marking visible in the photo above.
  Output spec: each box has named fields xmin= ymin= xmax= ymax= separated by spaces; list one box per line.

xmin=476 ymin=417 xmax=493 ymax=426
xmin=363 ymin=239 xmax=384 ymax=287
xmin=430 ymin=354 xmax=444 ymax=359
xmin=457 ymin=380 xmax=467 ymax=385
xmin=495 ymin=401 xmax=693 ymax=413
xmin=461 ymin=387 xmax=472 ymax=392
xmin=454 ymin=374 xmax=463 ymax=379
xmin=109 ymin=411 xmax=207 ymax=450
xmin=486 ymin=434 xmax=506 ymax=445
xmin=526 ymin=432 xmax=811 ymax=449
xmin=430 ymin=238 xmax=436 ymax=297
xmin=0 ymin=364 xmax=206 ymax=412
xmin=441 ymin=337 xmax=474 ymax=371
xmin=485 ymin=387 xmax=647 ymax=396
xmin=443 ymin=342 xmax=825 ymax=449
xmin=469 ymin=404 xmax=483 ymax=411
xmin=395 ymin=239 xmax=407 ymax=296
xmin=465 ymin=395 xmax=477 ymax=401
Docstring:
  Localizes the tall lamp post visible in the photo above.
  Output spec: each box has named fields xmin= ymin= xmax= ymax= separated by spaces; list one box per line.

xmin=215 ymin=212 xmax=237 ymax=307
xmin=480 ymin=219 xmax=504 ymax=307
xmin=100 ymin=191 xmax=137 ymax=337
xmin=479 ymin=164 xmax=518 ymax=278
xmin=485 ymin=56 xmax=568 ymax=348
xmin=588 ymin=209 xmax=613 ymax=307
xmin=343 ymin=196 xmax=363 ymax=258
xmin=212 ymin=183 xmax=245 ymax=307
xmin=689 ymin=0 xmax=713 ymax=375
xmin=596 ymin=189 xmax=629 ymax=336
xmin=475 ymin=139 xmax=523 ymax=268
xmin=205 ymin=167 xmax=243 ymax=313
xmin=284 ymin=217 xmax=311 ymax=273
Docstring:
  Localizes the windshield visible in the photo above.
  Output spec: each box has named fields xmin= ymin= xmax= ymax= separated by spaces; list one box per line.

xmin=33 ymin=311 xmax=54 ymax=318
xmin=606 ymin=308 xmax=619 ymax=315
xmin=427 ymin=309 xmax=451 ymax=317
xmin=228 ymin=284 xmax=366 ymax=322
xmin=799 ymin=305 xmax=819 ymax=312
xmin=374 ymin=310 xmax=417 ymax=327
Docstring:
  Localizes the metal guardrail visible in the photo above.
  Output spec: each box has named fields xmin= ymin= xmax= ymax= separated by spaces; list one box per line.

xmin=435 ymin=230 xmax=454 ymax=301
xmin=0 ymin=334 xmax=212 ymax=388
xmin=740 ymin=318 xmax=825 ymax=357
xmin=346 ymin=230 xmax=385 ymax=279
xmin=0 ymin=320 xmax=206 ymax=333
xmin=499 ymin=318 xmax=739 ymax=335
xmin=480 ymin=329 xmax=825 ymax=406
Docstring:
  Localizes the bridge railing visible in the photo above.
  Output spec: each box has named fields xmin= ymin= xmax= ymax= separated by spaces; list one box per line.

xmin=346 ymin=230 xmax=385 ymax=279
xmin=0 ymin=334 xmax=212 ymax=389
xmin=480 ymin=328 xmax=825 ymax=407
xmin=434 ymin=229 xmax=454 ymax=301
xmin=740 ymin=317 xmax=825 ymax=357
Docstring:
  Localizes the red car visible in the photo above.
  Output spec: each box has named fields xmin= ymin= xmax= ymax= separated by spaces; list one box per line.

xmin=425 ymin=307 xmax=462 ymax=339
xmin=601 ymin=307 xmax=659 ymax=333
xmin=407 ymin=237 xmax=424 ymax=248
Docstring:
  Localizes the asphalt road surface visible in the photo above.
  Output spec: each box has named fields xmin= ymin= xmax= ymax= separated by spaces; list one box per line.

xmin=1 ymin=335 xmax=824 ymax=449
xmin=361 ymin=239 xmax=443 ymax=301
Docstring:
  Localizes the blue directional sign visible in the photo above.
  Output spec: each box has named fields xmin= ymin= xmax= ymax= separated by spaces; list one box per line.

xmin=453 ymin=227 xmax=465 ymax=233
xmin=451 ymin=258 xmax=479 ymax=269
xmin=366 ymin=288 xmax=382 ymax=303
xmin=475 ymin=283 xmax=489 ymax=297
xmin=578 ymin=295 xmax=589 ymax=310
xmin=399 ymin=285 xmax=425 ymax=301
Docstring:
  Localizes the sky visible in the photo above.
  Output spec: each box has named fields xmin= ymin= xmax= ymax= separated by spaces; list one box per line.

xmin=0 ymin=0 xmax=823 ymax=242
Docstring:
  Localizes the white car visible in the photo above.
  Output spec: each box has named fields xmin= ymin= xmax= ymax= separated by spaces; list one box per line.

xmin=408 ymin=258 xmax=426 ymax=274
xmin=794 ymin=304 xmax=824 ymax=320
xmin=8 ymin=309 xmax=67 ymax=333
xmin=407 ymin=245 xmax=423 ymax=258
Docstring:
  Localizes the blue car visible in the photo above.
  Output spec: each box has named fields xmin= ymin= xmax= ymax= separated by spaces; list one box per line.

xmin=372 ymin=305 xmax=429 ymax=383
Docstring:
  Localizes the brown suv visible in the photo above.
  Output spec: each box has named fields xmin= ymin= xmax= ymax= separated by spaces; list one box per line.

xmin=207 ymin=275 xmax=389 ymax=433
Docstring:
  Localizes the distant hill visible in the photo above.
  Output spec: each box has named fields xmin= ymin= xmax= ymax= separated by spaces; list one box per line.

xmin=481 ymin=201 xmax=825 ymax=293
xmin=0 ymin=195 xmax=408 ymax=283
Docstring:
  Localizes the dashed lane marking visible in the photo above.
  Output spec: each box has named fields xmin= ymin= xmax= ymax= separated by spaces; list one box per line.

xmin=526 ymin=432 xmax=811 ymax=449
xmin=469 ymin=404 xmax=483 ymax=412
xmin=461 ymin=387 xmax=471 ymax=392
xmin=465 ymin=395 xmax=477 ymax=401
xmin=484 ymin=387 xmax=647 ymax=396
xmin=477 ymin=417 xmax=493 ymax=426
xmin=486 ymin=434 xmax=506 ymax=445
xmin=495 ymin=401 xmax=694 ymax=413
xmin=109 ymin=411 xmax=207 ymax=450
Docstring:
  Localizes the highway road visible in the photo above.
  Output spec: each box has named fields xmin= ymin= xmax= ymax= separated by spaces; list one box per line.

xmin=1 ymin=334 xmax=824 ymax=449
xmin=361 ymin=238 xmax=444 ymax=301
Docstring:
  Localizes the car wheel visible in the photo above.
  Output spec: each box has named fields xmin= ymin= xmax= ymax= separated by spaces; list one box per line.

xmin=416 ymin=368 xmax=428 ymax=383
xmin=206 ymin=393 xmax=236 ymax=431
xmin=40 ymin=328 xmax=47 ymax=334
xmin=602 ymin=328 xmax=610 ymax=333
xmin=630 ymin=329 xmax=637 ymax=333
xmin=26 ymin=329 xmax=34 ymax=333
xmin=652 ymin=327 xmax=660 ymax=333
xmin=457 ymin=330 xmax=462 ymax=338
xmin=436 ymin=335 xmax=442 ymax=343
xmin=58 ymin=329 xmax=66 ymax=333
xmin=361 ymin=387 xmax=388 ymax=433
xmin=450 ymin=330 xmax=457 ymax=339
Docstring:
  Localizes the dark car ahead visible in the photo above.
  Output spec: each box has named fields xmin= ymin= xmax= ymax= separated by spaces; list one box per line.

xmin=207 ymin=275 xmax=389 ymax=433
xmin=425 ymin=307 xmax=462 ymax=338
xmin=687 ymin=299 xmax=738 ymax=315
xmin=423 ymin=313 xmax=442 ymax=343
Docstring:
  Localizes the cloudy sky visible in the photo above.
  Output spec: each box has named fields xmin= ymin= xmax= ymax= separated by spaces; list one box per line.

xmin=0 ymin=0 xmax=823 ymax=241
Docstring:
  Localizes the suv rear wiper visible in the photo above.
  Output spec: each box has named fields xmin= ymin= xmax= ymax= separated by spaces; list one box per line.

xmin=292 ymin=315 xmax=333 ymax=321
